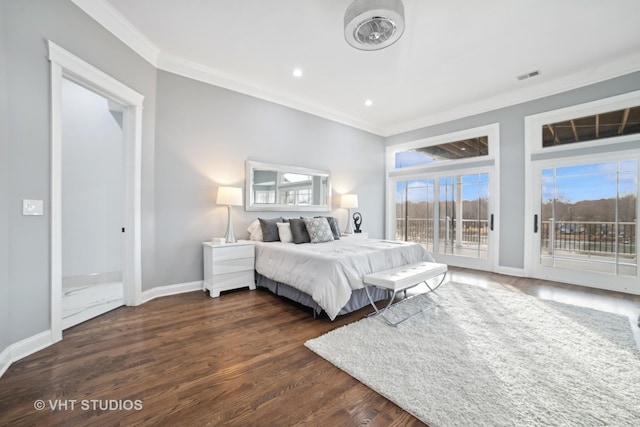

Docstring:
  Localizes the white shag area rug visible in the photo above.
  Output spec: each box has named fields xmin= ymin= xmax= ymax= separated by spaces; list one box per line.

xmin=305 ymin=283 xmax=640 ymax=426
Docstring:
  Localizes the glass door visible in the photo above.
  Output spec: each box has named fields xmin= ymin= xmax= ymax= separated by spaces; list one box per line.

xmin=394 ymin=170 xmax=494 ymax=271
xmin=532 ymin=157 xmax=638 ymax=292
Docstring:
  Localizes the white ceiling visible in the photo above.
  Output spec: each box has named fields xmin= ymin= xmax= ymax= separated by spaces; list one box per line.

xmin=78 ymin=0 xmax=640 ymax=136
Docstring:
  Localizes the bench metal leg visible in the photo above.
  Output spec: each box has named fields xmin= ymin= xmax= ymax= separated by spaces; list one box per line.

xmin=364 ymin=273 xmax=447 ymax=327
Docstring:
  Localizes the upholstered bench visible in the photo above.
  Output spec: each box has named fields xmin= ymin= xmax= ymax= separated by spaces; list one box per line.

xmin=363 ymin=261 xmax=448 ymax=326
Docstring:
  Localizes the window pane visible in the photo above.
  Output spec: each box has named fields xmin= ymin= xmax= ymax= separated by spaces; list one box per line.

xmin=539 ymin=161 xmax=637 ymax=277
xmin=395 ymin=136 xmax=488 ymax=168
xmin=396 ymin=180 xmax=434 ymax=252
xmin=542 ymin=106 xmax=640 ymax=147
xmin=438 ymin=174 xmax=489 ymax=259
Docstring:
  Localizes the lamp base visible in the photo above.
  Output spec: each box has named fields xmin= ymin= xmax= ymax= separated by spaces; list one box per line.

xmin=224 ymin=206 xmax=236 ymax=244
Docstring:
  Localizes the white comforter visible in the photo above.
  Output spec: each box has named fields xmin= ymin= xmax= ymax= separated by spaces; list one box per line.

xmin=254 ymin=239 xmax=434 ymax=320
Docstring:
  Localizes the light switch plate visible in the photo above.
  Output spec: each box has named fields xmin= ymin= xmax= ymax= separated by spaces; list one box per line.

xmin=23 ymin=199 xmax=44 ymax=216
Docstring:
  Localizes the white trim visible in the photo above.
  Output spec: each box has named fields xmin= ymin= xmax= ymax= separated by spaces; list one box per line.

xmin=70 ymin=1 xmax=640 ymax=137
xmin=141 ymin=281 xmax=204 ymax=304
xmin=0 ymin=346 xmax=10 ymax=377
xmin=70 ymin=0 xmax=159 ymax=66
xmin=0 ymin=331 xmax=53 ymax=378
xmin=50 ymin=59 xmax=63 ymax=343
xmin=48 ymin=41 xmax=144 ymax=344
xmin=495 ymin=266 xmax=525 ymax=277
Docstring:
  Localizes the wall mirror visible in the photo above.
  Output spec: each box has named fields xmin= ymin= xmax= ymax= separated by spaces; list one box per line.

xmin=245 ymin=160 xmax=331 ymax=212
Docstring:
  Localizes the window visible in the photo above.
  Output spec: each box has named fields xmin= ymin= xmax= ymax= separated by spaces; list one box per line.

xmin=525 ymin=90 xmax=640 ymax=294
xmin=543 ymin=105 xmax=640 ymax=147
xmin=395 ymin=136 xmax=488 ymax=168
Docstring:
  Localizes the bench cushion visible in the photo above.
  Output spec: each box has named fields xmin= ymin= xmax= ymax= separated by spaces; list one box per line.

xmin=364 ymin=261 xmax=448 ymax=291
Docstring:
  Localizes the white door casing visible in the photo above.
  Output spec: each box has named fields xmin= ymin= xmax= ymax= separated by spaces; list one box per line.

xmin=48 ymin=41 xmax=144 ymax=342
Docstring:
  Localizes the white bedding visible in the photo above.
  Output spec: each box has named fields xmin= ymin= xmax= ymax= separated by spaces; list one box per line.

xmin=254 ymin=238 xmax=434 ymax=320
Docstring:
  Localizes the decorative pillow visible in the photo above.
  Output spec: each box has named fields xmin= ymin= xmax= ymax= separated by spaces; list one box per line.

xmin=259 ymin=217 xmax=283 ymax=242
xmin=318 ymin=216 xmax=341 ymax=240
xmin=302 ymin=217 xmax=335 ymax=243
xmin=289 ymin=218 xmax=311 ymax=244
xmin=276 ymin=222 xmax=293 ymax=243
xmin=247 ymin=219 xmax=263 ymax=241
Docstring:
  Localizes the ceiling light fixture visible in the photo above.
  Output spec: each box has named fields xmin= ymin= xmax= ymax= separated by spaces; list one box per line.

xmin=292 ymin=68 xmax=303 ymax=78
xmin=344 ymin=0 xmax=405 ymax=51
xmin=364 ymin=99 xmax=373 ymax=107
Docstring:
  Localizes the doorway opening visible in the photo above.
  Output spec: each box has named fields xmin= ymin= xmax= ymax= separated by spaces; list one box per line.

xmin=49 ymin=41 xmax=144 ymax=342
xmin=60 ymin=78 xmax=125 ymax=329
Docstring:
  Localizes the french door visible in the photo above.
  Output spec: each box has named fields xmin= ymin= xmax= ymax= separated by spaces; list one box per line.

xmin=530 ymin=154 xmax=639 ymax=293
xmin=394 ymin=168 xmax=495 ymax=271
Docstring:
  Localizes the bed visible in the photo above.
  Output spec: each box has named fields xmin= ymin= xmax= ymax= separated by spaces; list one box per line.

xmin=253 ymin=238 xmax=434 ymax=320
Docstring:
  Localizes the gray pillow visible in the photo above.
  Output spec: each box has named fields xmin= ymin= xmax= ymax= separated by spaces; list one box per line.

xmin=318 ymin=216 xmax=341 ymax=240
xmin=302 ymin=217 xmax=335 ymax=243
xmin=259 ymin=217 xmax=284 ymax=242
xmin=289 ymin=218 xmax=311 ymax=244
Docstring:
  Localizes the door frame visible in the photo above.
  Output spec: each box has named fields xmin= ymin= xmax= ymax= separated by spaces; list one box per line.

xmin=48 ymin=41 xmax=144 ymax=342
xmin=385 ymin=123 xmax=500 ymax=272
xmin=523 ymin=91 xmax=640 ymax=294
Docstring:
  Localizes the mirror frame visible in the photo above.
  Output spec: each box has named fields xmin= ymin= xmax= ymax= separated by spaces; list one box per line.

xmin=245 ymin=160 xmax=332 ymax=212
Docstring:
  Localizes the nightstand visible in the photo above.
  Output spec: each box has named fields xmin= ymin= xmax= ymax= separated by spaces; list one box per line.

xmin=341 ymin=232 xmax=369 ymax=239
xmin=202 ymin=241 xmax=256 ymax=298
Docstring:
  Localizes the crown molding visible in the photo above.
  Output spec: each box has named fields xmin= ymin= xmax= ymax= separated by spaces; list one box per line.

xmin=157 ymin=52 xmax=385 ymax=135
xmin=384 ymin=51 xmax=640 ymax=137
xmin=71 ymin=0 xmax=160 ymax=66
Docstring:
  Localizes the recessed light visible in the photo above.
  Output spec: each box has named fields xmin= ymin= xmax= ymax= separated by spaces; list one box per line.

xmin=292 ymin=68 xmax=303 ymax=78
xmin=364 ymin=99 xmax=373 ymax=107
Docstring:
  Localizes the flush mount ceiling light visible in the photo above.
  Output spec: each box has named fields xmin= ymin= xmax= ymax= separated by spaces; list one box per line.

xmin=344 ymin=0 xmax=405 ymax=51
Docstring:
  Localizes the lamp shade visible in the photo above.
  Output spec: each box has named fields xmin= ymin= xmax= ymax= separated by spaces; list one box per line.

xmin=340 ymin=194 xmax=359 ymax=209
xmin=216 ymin=186 xmax=243 ymax=206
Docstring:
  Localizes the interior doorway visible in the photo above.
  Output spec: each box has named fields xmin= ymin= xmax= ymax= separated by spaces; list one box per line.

xmin=60 ymin=78 xmax=125 ymax=329
xmin=49 ymin=41 xmax=144 ymax=342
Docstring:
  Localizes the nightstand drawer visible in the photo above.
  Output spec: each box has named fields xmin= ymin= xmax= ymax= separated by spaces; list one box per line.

xmin=211 ymin=270 xmax=254 ymax=289
xmin=211 ymin=257 xmax=254 ymax=275
xmin=210 ymin=245 xmax=254 ymax=261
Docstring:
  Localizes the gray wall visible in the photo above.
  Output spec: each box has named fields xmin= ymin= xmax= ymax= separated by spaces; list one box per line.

xmin=0 ymin=0 xmax=10 ymax=354
xmin=154 ymin=71 xmax=385 ymax=287
xmin=2 ymin=0 xmax=157 ymax=345
xmin=386 ymin=71 xmax=640 ymax=270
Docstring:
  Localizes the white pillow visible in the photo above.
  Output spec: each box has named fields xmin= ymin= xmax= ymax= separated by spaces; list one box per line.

xmin=247 ymin=219 xmax=263 ymax=241
xmin=276 ymin=222 xmax=293 ymax=243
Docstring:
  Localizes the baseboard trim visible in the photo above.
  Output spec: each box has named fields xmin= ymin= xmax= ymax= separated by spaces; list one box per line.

xmin=141 ymin=280 xmax=203 ymax=304
xmin=0 ymin=346 xmax=11 ymax=378
xmin=0 ymin=330 xmax=53 ymax=378
xmin=495 ymin=266 xmax=525 ymax=277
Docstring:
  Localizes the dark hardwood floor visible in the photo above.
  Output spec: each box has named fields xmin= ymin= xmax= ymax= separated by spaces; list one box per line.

xmin=1 ymin=268 xmax=639 ymax=426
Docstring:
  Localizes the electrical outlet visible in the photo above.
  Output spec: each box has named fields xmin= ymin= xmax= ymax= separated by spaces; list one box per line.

xmin=23 ymin=199 xmax=44 ymax=216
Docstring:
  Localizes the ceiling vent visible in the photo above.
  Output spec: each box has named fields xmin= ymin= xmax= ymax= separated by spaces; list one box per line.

xmin=344 ymin=0 xmax=405 ymax=51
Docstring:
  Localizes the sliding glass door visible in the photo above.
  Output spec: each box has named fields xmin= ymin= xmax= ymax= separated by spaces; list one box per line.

xmin=394 ymin=170 xmax=494 ymax=270
xmin=532 ymin=156 xmax=638 ymax=291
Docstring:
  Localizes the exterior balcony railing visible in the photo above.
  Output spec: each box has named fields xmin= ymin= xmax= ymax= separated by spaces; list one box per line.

xmin=396 ymin=218 xmax=636 ymax=258
xmin=396 ymin=218 xmax=488 ymax=246
xmin=540 ymin=220 xmax=636 ymax=256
